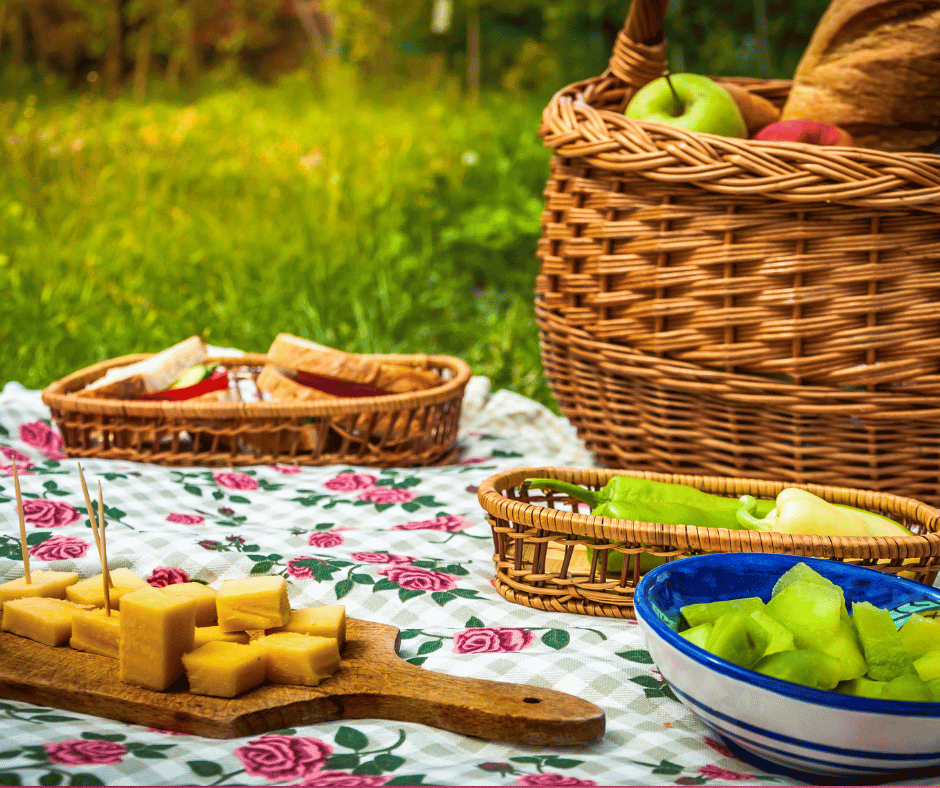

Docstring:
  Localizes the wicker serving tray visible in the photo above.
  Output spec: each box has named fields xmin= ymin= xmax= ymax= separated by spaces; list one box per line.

xmin=42 ymin=352 xmax=471 ymax=467
xmin=478 ymin=466 xmax=940 ymax=619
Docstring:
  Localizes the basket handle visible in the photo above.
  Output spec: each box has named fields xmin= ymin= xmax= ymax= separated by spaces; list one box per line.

xmin=606 ymin=0 xmax=670 ymax=94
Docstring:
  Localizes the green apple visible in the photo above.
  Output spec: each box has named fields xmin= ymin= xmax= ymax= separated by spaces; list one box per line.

xmin=625 ymin=73 xmax=747 ymax=139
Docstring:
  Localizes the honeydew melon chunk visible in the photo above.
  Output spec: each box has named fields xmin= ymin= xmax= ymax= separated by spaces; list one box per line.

xmin=681 ymin=597 xmax=765 ymax=628
xmin=679 ymin=622 xmax=713 ymax=649
xmin=898 ymin=613 xmax=940 ymax=661
xmin=851 ymin=600 xmax=916 ymax=681
xmin=881 ymin=673 xmax=933 ymax=702
xmin=703 ymin=611 xmax=770 ymax=669
xmin=748 ymin=609 xmax=795 ymax=656
xmin=753 ymin=649 xmax=842 ymax=690
xmin=912 ymin=650 xmax=940 ymax=683
xmin=837 ymin=677 xmax=886 ymax=699
xmin=926 ymin=677 xmax=940 ymax=701
xmin=771 ymin=562 xmax=843 ymax=598
xmin=765 ymin=580 xmax=844 ymax=650
xmin=819 ymin=619 xmax=869 ymax=682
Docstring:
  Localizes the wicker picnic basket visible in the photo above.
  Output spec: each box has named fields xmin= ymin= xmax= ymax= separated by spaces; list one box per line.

xmin=478 ymin=467 xmax=940 ymax=618
xmin=42 ymin=352 xmax=471 ymax=467
xmin=536 ymin=0 xmax=940 ymax=506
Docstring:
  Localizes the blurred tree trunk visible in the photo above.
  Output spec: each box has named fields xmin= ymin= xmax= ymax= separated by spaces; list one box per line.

xmin=132 ymin=22 xmax=152 ymax=100
xmin=753 ymin=0 xmax=771 ymax=77
xmin=103 ymin=0 xmax=122 ymax=99
xmin=466 ymin=0 xmax=479 ymax=103
xmin=9 ymin=4 xmax=25 ymax=68
xmin=288 ymin=0 xmax=326 ymax=55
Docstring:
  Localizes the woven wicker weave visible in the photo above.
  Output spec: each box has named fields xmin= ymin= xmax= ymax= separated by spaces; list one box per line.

xmin=536 ymin=0 xmax=940 ymax=503
xmin=42 ymin=353 xmax=471 ymax=467
xmin=478 ymin=467 xmax=940 ymax=618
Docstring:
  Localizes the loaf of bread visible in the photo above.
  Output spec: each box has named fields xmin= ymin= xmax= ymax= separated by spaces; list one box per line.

xmin=780 ymin=0 xmax=940 ymax=152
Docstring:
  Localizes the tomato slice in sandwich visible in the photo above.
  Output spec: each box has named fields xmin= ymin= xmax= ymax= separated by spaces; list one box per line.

xmin=141 ymin=366 xmax=230 ymax=401
xmin=278 ymin=368 xmax=388 ymax=398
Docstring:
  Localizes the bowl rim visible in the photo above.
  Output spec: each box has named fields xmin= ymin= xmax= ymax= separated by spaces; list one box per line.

xmin=634 ymin=552 xmax=940 ymax=717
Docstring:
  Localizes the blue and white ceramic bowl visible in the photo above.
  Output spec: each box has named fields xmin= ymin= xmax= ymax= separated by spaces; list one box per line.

xmin=634 ymin=553 xmax=940 ymax=782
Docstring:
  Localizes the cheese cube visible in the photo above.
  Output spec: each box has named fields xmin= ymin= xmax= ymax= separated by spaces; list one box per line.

xmin=71 ymin=609 xmax=121 ymax=659
xmin=0 ymin=571 xmax=79 ymax=611
xmin=254 ymin=632 xmax=341 ymax=686
xmin=182 ymin=641 xmax=266 ymax=698
xmin=119 ymin=586 xmax=196 ymax=691
xmin=66 ymin=567 xmax=146 ymax=609
xmin=216 ymin=576 xmax=290 ymax=632
xmin=2 ymin=597 xmax=85 ymax=646
xmin=162 ymin=583 xmax=217 ymax=626
xmin=267 ymin=605 xmax=346 ymax=646
xmin=193 ymin=625 xmax=250 ymax=649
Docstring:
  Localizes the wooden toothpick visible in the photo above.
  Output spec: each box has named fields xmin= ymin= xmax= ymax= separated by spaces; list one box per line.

xmin=77 ymin=463 xmax=112 ymax=592
xmin=97 ymin=481 xmax=112 ymax=617
xmin=12 ymin=460 xmax=30 ymax=584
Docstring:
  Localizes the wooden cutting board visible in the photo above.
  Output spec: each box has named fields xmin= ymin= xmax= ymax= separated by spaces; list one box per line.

xmin=0 ymin=617 xmax=605 ymax=744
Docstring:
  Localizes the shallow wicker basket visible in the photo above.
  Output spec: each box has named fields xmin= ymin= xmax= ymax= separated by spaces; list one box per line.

xmin=42 ymin=352 xmax=471 ymax=467
xmin=478 ymin=467 xmax=940 ymax=618
xmin=536 ymin=0 xmax=940 ymax=505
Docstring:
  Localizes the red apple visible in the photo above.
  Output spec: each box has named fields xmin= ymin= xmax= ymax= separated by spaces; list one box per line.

xmin=754 ymin=119 xmax=854 ymax=147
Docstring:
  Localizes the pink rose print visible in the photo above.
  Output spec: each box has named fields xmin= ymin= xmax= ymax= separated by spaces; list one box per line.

xmin=1 ymin=446 xmax=33 ymax=474
xmin=235 ymin=734 xmax=332 ymax=781
xmin=324 ymin=472 xmax=376 ymax=492
xmin=21 ymin=499 xmax=81 ymax=528
xmin=29 ymin=535 xmax=89 ymax=561
xmin=272 ymin=464 xmax=303 ymax=474
xmin=394 ymin=514 xmax=473 ymax=532
xmin=350 ymin=552 xmax=414 ymax=565
xmin=698 ymin=765 xmax=754 ymax=781
xmin=0 ymin=462 xmax=34 ymax=477
xmin=44 ymin=739 xmax=128 ymax=765
xmin=357 ymin=487 xmax=416 ymax=505
xmin=704 ymin=736 xmax=741 ymax=761
xmin=287 ymin=556 xmax=321 ymax=579
xmin=148 ymin=566 xmax=191 ymax=587
xmin=378 ymin=565 xmax=457 ymax=592
xmin=453 ymin=627 xmax=534 ymax=654
xmin=307 ymin=531 xmax=344 ymax=548
xmin=2 ymin=446 xmax=31 ymax=464
xmin=457 ymin=456 xmax=487 ymax=465
xmin=517 ymin=775 xmax=596 ymax=786
xmin=19 ymin=421 xmax=66 ymax=459
xmin=166 ymin=512 xmax=205 ymax=525
xmin=213 ymin=470 xmax=258 ymax=491
xmin=300 ymin=772 xmax=387 ymax=787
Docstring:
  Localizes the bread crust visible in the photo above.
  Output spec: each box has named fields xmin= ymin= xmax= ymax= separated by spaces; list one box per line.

xmin=781 ymin=0 xmax=940 ymax=151
xmin=264 ymin=334 xmax=440 ymax=394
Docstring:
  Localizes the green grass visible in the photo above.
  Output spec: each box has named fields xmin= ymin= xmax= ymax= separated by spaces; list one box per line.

xmin=0 ymin=64 xmax=557 ymax=408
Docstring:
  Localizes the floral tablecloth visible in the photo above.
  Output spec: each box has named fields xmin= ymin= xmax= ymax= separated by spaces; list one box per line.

xmin=0 ymin=376 xmax=932 ymax=788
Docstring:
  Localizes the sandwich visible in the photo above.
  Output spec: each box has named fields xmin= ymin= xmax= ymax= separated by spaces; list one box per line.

xmin=258 ymin=333 xmax=441 ymax=400
xmin=77 ymin=336 xmax=231 ymax=402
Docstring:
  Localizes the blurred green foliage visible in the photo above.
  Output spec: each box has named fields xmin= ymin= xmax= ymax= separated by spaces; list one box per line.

xmin=0 ymin=64 xmax=554 ymax=404
xmin=0 ymin=0 xmax=831 ymax=409
xmin=2 ymin=0 xmax=829 ymax=97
